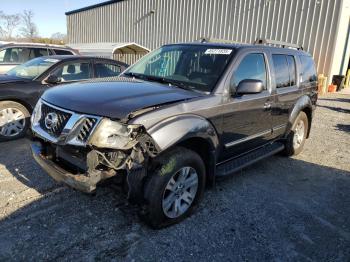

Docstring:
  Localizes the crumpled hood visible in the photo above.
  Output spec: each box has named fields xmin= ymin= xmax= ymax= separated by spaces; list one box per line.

xmin=42 ymin=78 xmax=201 ymax=120
xmin=0 ymin=74 xmax=29 ymax=84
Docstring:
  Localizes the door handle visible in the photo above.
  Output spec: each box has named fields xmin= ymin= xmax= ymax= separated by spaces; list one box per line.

xmin=264 ymin=103 xmax=272 ymax=110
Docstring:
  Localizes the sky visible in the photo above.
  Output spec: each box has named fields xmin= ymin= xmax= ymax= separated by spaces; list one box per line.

xmin=1 ymin=0 xmax=107 ymax=37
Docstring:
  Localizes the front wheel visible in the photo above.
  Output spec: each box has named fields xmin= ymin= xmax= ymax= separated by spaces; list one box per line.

xmin=0 ymin=101 xmax=30 ymax=142
xmin=141 ymin=147 xmax=206 ymax=228
xmin=283 ymin=111 xmax=309 ymax=156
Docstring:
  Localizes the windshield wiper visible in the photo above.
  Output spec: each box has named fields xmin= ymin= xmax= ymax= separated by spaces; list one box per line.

xmin=122 ymin=72 xmax=145 ymax=79
xmin=123 ymin=72 xmax=195 ymax=92
xmin=158 ymin=78 xmax=193 ymax=91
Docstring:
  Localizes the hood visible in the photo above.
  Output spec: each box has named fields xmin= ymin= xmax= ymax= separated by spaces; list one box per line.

xmin=42 ymin=78 xmax=201 ymax=120
xmin=0 ymin=74 xmax=30 ymax=84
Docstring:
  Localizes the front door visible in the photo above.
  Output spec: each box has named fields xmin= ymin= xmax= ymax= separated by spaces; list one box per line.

xmin=39 ymin=60 xmax=93 ymax=105
xmin=47 ymin=60 xmax=93 ymax=86
xmin=219 ymin=52 xmax=273 ymax=161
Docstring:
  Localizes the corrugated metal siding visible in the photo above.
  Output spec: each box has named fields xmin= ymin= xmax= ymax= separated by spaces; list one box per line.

xmin=67 ymin=0 xmax=341 ymax=75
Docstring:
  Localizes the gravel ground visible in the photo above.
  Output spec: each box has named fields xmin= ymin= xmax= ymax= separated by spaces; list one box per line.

xmin=0 ymin=93 xmax=349 ymax=261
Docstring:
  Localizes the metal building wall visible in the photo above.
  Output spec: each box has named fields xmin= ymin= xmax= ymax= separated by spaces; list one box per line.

xmin=67 ymin=0 xmax=343 ymax=76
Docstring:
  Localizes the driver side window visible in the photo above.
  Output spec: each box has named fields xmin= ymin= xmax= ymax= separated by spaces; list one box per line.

xmin=232 ymin=53 xmax=267 ymax=89
xmin=52 ymin=62 xmax=91 ymax=82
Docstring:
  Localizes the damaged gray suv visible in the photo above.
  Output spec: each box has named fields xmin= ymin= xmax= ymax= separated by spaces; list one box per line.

xmin=31 ymin=40 xmax=318 ymax=228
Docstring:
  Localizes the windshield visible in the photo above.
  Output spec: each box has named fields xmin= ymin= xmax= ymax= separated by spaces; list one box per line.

xmin=124 ymin=44 xmax=234 ymax=93
xmin=6 ymin=57 xmax=59 ymax=80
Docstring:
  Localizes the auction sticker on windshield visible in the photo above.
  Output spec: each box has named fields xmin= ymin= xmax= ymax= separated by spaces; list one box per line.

xmin=204 ymin=49 xmax=232 ymax=55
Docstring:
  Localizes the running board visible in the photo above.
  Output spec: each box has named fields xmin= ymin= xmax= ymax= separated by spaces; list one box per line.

xmin=216 ymin=142 xmax=285 ymax=177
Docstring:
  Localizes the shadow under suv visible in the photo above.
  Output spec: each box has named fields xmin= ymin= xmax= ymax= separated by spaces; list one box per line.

xmin=30 ymin=40 xmax=318 ymax=228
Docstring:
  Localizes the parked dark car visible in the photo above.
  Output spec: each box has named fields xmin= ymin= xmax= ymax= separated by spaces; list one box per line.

xmin=0 ymin=42 xmax=79 ymax=74
xmin=31 ymin=40 xmax=318 ymax=228
xmin=0 ymin=55 xmax=128 ymax=141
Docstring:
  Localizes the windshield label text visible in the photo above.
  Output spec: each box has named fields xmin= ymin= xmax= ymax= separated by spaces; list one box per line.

xmin=204 ymin=49 xmax=232 ymax=55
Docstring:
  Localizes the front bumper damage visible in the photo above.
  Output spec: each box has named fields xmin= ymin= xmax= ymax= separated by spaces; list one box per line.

xmin=31 ymin=142 xmax=116 ymax=193
xmin=31 ymin=129 xmax=160 ymax=200
xmin=30 ymin=100 xmax=161 ymax=199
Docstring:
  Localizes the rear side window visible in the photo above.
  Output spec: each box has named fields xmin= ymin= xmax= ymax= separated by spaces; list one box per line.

xmin=272 ymin=54 xmax=296 ymax=88
xmin=95 ymin=62 xmax=122 ymax=78
xmin=286 ymin=56 xmax=296 ymax=86
xmin=28 ymin=48 xmax=49 ymax=60
xmin=54 ymin=49 xmax=74 ymax=55
xmin=300 ymin=56 xmax=317 ymax=83
xmin=233 ymin=53 xmax=267 ymax=89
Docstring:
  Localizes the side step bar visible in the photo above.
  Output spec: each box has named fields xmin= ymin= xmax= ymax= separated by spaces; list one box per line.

xmin=216 ymin=142 xmax=285 ymax=177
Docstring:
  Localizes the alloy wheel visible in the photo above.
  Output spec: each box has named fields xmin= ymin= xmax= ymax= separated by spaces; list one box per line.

xmin=0 ymin=107 xmax=26 ymax=137
xmin=293 ymin=119 xmax=305 ymax=149
xmin=162 ymin=166 xmax=199 ymax=218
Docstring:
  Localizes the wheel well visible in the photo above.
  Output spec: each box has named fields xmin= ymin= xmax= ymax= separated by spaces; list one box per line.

xmin=0 ymin=99 xmax=33 ymax=113
xmin=301 ymin=106 xmax=312 ymax=138
xmin=177 ymin=137 xmax=215 ymax=186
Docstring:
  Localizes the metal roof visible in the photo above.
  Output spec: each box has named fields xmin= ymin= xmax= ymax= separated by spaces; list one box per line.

xmin=65 ymin=0 xmax=123 ymax=15
xmin=67 ymin=42 xmax=150 ymax=57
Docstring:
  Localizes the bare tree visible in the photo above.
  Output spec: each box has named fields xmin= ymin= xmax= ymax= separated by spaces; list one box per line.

xmin=19 ymin=10 xmax=38 ymax=40
xmin=51 ymin=32 xmax=67 ymax=44
xmin=0 ymin=11 xmax=21 ymax=40
xmin=0 ymin=11 xmax=3 ymax=39
xmin=51 ymin=32 xmax=66 ymax=40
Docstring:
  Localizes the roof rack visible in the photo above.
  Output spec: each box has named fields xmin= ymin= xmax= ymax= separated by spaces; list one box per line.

xmin=196 ymin=37 xmax=243 ymax=45
xmin=254 ymin=38 xmax=303 ymax=50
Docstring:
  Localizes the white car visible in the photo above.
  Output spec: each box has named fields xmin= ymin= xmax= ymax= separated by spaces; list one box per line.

xmin=0 ymin=43 xmax=79 ymax=74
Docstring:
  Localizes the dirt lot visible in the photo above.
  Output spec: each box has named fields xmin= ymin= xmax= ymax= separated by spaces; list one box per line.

xmin=0 ymin=93 xmax=349 ymax=261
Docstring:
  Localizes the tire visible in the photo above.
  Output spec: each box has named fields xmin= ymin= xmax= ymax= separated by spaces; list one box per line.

xmin=0 ymin=101 xmax=30 ymax=142
xmin=283 ymin=111 xmax=309 ymax=156
xmin=141 ymin=147 xmax=206 ymax=229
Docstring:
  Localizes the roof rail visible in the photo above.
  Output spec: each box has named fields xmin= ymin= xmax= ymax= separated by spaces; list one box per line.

xmin=0 ymin=42 xmax=70 ymax=48
xmin=196 ymin=37 xmax=242 ymax=45
xmin=254 ymin=38 xmax=303 ymax=50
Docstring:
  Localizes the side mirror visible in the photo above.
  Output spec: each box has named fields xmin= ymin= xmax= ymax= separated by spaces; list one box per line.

xmin=45 ymin=74 xmax=61 ymax=84
xmin=236 ymin=79 xmax=264 ymax=95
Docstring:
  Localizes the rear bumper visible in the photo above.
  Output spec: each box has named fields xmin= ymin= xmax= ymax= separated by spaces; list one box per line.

xmin=31 ymin=141 xmax=112 ymax=193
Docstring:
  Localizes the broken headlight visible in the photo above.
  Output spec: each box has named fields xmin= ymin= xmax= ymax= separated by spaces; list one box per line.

xmin=88 ymin=119 xmax=139 ymax=150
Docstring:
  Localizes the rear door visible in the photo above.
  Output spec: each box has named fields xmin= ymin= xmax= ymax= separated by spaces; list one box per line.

xmin=220 ymin=50 xmax=274 ymax=160
xmin=269 ymin=52 xmax=302 ymax=138
xmin=28 ymin=48 xmax=50 ymax=60
xmin=93 ymin=60 xmax=126 ymax=78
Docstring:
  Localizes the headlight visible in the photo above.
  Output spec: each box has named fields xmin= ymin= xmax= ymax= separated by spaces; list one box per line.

xmin=31 ymin=99 xmax=42 ymax=127
xmin=88 ymin=119 xmax=139 ymax=149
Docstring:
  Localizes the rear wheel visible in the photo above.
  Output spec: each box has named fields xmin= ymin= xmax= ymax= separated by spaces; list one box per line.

xmin=141 ymin=147 xmax=206 ymax=228
xmin=283 ymin=111 xmax=308 ymax=156
xmin=0 ymin=101 xmax=30 ymax=142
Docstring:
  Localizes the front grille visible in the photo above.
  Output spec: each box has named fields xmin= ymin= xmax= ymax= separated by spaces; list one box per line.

xmin=77 ymin=117 xmax=98 ymax=142
xmin=39 ymin=103 xmax=71 ymax=137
